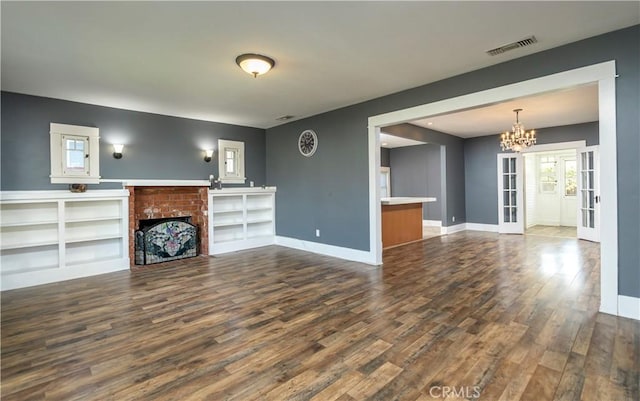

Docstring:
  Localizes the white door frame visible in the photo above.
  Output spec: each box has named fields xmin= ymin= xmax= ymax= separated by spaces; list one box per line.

xmin=367 ymin=60 xmax=618 ymax=316
xmin=521 ymin=141 xmax=586 ymax=229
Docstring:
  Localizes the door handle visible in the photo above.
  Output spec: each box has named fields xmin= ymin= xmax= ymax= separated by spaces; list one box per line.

xmin=595 ymin=195 xmax=600 ymax=203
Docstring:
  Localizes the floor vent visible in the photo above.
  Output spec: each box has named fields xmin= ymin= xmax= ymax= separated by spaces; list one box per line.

xmin=486 ymin=36 xmax=538 ymax=56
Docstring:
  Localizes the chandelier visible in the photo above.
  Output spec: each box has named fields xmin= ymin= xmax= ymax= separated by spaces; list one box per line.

xmin=500 ymin=108 xmax=536 ymax=152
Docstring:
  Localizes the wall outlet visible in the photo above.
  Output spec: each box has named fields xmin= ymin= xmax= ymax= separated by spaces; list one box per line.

xmin=452 ymin=216 xmax=456 ymax=222
xmin=315 ymin=229 xmax=320 ymax=237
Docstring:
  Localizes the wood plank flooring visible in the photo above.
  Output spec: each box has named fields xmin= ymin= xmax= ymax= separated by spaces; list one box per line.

xmin=526 ymin=225 xmax=577 ymax=239
xmin=2 ymin=231 xmax=638 ymax=400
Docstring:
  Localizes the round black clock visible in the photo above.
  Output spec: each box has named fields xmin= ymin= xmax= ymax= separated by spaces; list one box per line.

xmin=298 ymin=129 xmax=317 ymax=157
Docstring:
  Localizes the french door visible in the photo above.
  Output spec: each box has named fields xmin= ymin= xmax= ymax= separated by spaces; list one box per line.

xmin=497 ymin=154 xmax=524 ymax=234
xmin=577 ymin=146 xmax=600 ymax=242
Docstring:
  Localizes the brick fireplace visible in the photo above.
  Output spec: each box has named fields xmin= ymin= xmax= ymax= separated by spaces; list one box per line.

xmin=126 ymin=185 xmax=209 ymax=268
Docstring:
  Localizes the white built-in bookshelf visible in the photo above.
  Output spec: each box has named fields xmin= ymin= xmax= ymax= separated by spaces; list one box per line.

xmin=0 ymin=190 xmax=129 ymax=290
xmin=208 ymin=187 xmax=276 ymax=254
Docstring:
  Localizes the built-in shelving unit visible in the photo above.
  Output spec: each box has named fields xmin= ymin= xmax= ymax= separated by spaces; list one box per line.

xmin=208 ymin=187 xmax=276 ymax=254
xmin=0 ymin=190 xmax=129 ymax=290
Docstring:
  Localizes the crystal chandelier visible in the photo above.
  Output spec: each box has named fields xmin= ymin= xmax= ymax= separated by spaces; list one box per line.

xmin=500 ymin=108 xmax=536 ymax=152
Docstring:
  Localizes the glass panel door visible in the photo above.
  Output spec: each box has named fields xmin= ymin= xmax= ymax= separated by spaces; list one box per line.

xmin=497 ymin=154 xmax=524 ymax=234
xmin=577 ymin=146 xmax=600 ymax=242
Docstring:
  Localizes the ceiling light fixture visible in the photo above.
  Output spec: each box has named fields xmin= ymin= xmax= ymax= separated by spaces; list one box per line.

xmin=235 ymin=53 xmax=275 ymax=78
xmin=500 ymin=108 xmax=536 ymax=152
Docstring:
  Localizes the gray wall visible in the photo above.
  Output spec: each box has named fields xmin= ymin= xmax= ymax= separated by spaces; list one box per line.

xmin=266 ymin=110 xmax=369 ymax=250
xmin=1 ymin=92 xmax=267 ymax=190
xmin=389 ymin=143 xmax=442 ymax=221
xmin=266 ymin=25 xmax=639 ymax=298
xmin=380 ymin=147 xmax=390 ymax=167
xmin=464 ymin=121 xmax=600 ymax=225
xmin=383 ymin=124 xmax=465 ymax=226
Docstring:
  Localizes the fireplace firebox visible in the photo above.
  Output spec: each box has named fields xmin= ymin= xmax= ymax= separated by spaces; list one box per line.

xmin=135 ymin=217 xmax=198 ymax=265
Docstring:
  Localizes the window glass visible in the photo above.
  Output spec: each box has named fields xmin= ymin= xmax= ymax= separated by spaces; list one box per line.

xmin=65 ymin=139 xmax=86 ymax=170
xmin=564 ymin=159 xmax=577 ymax=196
xmin=225 ymin=149 xmax=237 ymax=175
xmin=539 ymin=156 xmax=557 ymax=193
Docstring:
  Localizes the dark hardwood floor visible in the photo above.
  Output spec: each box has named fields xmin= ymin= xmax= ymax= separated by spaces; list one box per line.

xmin=2 ymin=231 xmax=638 ymax=400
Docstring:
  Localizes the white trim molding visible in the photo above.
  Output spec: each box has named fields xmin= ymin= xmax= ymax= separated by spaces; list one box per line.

xmin=520 ymin=140 xmax=586 ymax=154
xmin=441 ymin=223 xmax=466 ymax=235
xmin=101 ymin=179 xmax=210 ymax=187
xmin=466 ymin=223 xmax=499 ymax=233
xmin=276 ymin=236 xmax=378 ymax=266
xmin=368 ymin=60 xmax=619 ymax=316
xmin=618 ymin=296 xmax=640 ymax=321
xmin=423 ymin=220 xmax=442 ymax=227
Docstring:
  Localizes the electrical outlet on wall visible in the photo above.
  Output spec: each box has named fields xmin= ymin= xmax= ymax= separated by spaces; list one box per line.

xmin=452 ymin=216 xmax=456 ymax=222
xmin=315 ymin=229 xmax=320 ymax=237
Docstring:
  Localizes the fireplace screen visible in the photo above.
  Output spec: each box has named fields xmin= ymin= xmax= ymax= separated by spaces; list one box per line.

xmin=135 ymin=217 xmax=197 ymax=265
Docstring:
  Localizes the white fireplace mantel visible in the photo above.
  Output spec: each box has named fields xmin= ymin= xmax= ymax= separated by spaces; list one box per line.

xmin=101 ymin=179 xmax=210 ymax=187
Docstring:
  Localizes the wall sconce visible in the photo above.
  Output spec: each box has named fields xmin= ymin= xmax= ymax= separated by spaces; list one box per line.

xmin=113 ymin=144 xmax=124 ymax=159
xmin=204 ymin=149 xmax=213 ymax=163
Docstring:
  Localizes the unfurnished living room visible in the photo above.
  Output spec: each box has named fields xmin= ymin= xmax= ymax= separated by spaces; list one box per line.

xmin=1 ymin=2 xmax=639 ymax=401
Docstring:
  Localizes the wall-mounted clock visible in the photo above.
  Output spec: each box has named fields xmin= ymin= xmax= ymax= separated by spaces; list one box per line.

xmin=298 ymin=129 xmax=318 ymax=157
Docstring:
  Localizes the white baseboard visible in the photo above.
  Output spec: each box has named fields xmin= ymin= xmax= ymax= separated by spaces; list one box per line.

xmin=1 ymin=258 xmax=130 ymax=291
xmin=466 ymin=223 xmax=499 ymax=232
xmin=275 ymin=236 xmax=378 ymax=266
xmin=441 ymin=223 xmax=466 ymax=234
xmin=423 ymin=220 xmax=442 ymax=227
xmin=535 ymin=219 xmax=560 ymax=226
xmin=618 ymin=295 xmax=640 ymax=320
xmin=210 ymin=237 xmax=275 ymax=255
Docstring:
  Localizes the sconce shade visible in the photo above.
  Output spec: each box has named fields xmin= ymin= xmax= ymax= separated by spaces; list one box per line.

xmin=113 ymin=144 xmax=124 ymax=159
xmin=204 ymin=149 xmax=213 ymax=163
xmin=236 ymin=53 xmax=275 ymax=77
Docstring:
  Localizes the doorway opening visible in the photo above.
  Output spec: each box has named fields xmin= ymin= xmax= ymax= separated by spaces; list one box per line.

xmin=524 ymin=149 xmax=579 ymax=239
xmin=367 ymin=61 xmax=618 ymax=315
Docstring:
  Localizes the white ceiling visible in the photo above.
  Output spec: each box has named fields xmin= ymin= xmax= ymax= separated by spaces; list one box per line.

xmin=380 ymin=133 xmax=427 ymax=149
xmin=1 ymin=2 xmax=638 ymax=129
xmin=411 ymin=84 xmax=599 ymax=138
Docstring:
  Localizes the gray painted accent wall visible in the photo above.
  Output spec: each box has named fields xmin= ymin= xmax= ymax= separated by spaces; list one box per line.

xmin=383 ymin=124 xmax=465 ymax=226
xmin=464 ymin=122 xmax=600 ymax=226
xmin=266 ymin=111 xmax=370 ymax=251
xmin=380 ymin=147 xmax=390 ymax=167
xmin=1 ymin=92 xmax=266 ymax=190
xmin=266 ymin=25 xmax=638 ymax=297
xmin=389 ymin=144 xmax=442 ymax=221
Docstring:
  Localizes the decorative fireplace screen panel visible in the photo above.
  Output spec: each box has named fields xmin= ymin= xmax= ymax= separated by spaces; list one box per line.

xmin=135 ymin=218 xmax=197 ymax=265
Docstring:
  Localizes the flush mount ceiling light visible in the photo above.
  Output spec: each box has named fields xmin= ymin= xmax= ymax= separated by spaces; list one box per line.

xmin=500 ymin=108 xmax=537 ymax=152
xmin=235 ymin=53 xmax=275 ymax=78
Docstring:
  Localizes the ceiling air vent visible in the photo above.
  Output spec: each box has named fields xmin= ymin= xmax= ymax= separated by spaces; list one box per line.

xmin=276 ymin=115 xmax=295 ymax=121
xmin=486 ymin=36 xmax=538 ymax=56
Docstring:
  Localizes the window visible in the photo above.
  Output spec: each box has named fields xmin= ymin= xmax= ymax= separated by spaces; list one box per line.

xmin=63 ymin=136 xmax=89 ymax=175
xmin=50 ymin=123 xmax=100 ymax=184
xmin=538 ymin=156 xmax=557 ymax=193
xmin=564 ymin=159 xmax=577 ymax=196
xmin=218 ymin=139 xmax=245 ymax=184
xmin=225 ymin=149 xmax=238 ymax=175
